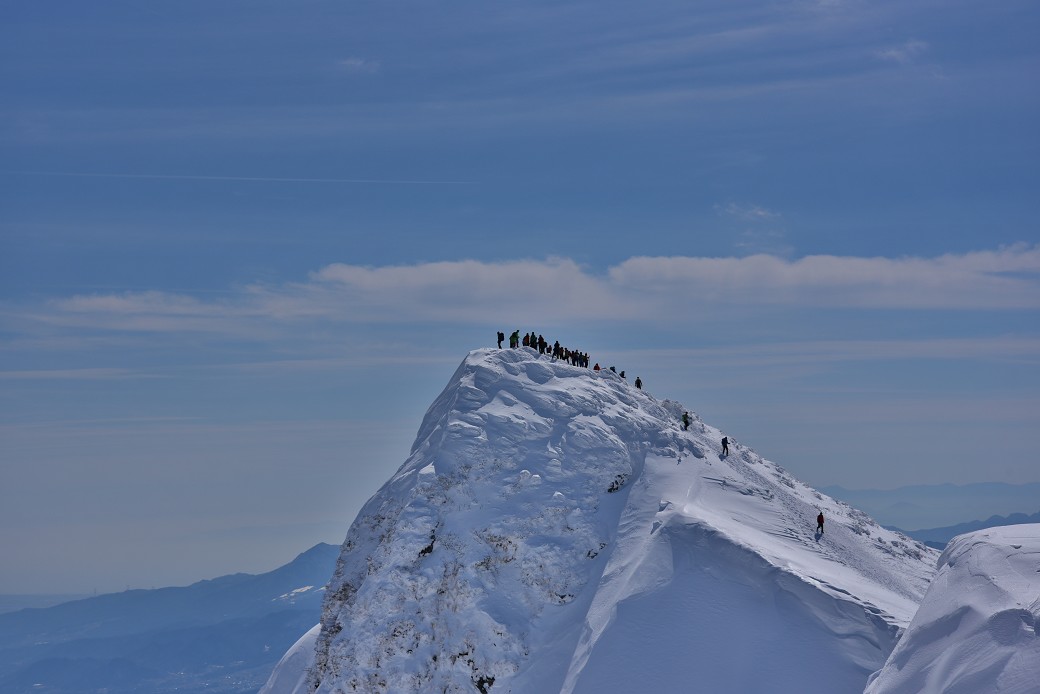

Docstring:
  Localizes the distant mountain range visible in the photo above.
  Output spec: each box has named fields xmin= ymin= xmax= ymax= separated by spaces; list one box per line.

xmin=821 ymin=482 xmax=1040 ymax=530
xmin=0 ymin=596 xmax=88 ymax=616
xmin=0 ymin=543 xmax=338 ymax=694
xmin=890 ymin=510 xmax=1040 ymax=550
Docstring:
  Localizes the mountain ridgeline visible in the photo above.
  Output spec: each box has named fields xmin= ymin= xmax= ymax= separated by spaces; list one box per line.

xmin=894 ymin=510 xmax=1040 ymax=549
xmin=0 ymin=544 xmax=339 ymax=694
xmin=268 ymin=347 xmax=939 ymax=694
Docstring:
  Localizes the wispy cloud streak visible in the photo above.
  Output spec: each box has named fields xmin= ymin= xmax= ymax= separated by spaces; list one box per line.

xmin=611 ymin=245 xmax=1040 ymax=309
xmin=15 ymin=245 xmax=1040 ymax=339
xmin=0 ymin=171 xmax=474 ymax=185
xmin=0 ymin=367 xmax=141 ymax=380
xmin=876 ymin=40 xmax=929 ymax=64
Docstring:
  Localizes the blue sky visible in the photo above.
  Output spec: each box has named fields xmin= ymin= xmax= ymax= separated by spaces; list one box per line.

xmin=2 ymin=0 xmax=1038 ymax=593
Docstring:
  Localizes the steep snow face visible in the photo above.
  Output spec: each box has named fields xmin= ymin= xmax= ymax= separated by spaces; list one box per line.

xmin=294 ymin=348 xmax=937 ymax=694
xmin=865 ymin=525 xmax=1040 ymax=694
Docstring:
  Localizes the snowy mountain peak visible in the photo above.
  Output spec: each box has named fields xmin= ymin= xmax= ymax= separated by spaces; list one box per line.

xmin=272 ymin=347 xmax=939 ymax=693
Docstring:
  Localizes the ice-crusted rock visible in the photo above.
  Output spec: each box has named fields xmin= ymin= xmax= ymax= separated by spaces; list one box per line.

xmin=266 ymin=347 xmax=938 ymax=693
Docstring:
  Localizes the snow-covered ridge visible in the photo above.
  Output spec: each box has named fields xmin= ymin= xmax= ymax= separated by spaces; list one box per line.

xmin=866 ymin=524 xmax=1040 ymax=694
xmin=273 ymin=347 xmax=939 ymax=693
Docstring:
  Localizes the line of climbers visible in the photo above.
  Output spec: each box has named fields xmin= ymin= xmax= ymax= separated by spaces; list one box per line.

xmin=495 ymin=330 xmax=642 ymax=389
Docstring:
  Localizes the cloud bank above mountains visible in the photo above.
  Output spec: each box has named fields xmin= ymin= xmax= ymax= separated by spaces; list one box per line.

xmin=24 ymin=245 xmax=1040 ymax=338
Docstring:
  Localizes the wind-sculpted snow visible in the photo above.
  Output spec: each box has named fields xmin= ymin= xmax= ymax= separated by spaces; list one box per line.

xmin=267 ymin=348 xmax=938 ymax=694
xmin=865 ymin=525 xmax=1040 ymax=694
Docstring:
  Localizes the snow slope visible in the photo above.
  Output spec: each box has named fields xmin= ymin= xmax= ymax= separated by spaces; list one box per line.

xmin=865 ymin=525 xmax=1040 ymax=694
xmin=260 ymin=624 xmax=321 ymax=694
xmin=267 ymin=347 xmax=937 ymax=694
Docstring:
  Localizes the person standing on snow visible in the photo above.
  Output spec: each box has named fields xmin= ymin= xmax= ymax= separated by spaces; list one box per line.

xmin=497 ymin=331 xmax=504 ymax=348
xmin=721 ymin=436 xmax=729 ymax=456
xmin=816 ymin=512 xmax=825 ymax=534
xmin=634 ymin=376 xmax=642 ymax=389
xmin=682 ymin=412 xmax=690 ymax=431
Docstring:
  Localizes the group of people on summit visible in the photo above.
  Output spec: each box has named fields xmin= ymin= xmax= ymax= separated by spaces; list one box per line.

xmin=498 ymin=330 xmax=591 ymax=368
xmin=495 ymin=328 xmax=650 ymax=391
xmin=497 ymin=331 xmax=640 ymax=389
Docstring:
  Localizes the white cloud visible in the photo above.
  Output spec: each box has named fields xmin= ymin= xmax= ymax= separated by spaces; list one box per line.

xmin=24 ymin=245 xmax=1040 ymax=340
xmin=303 ymin=257 xmax=632 ymax=321
xmin=609 ymin=244 xmax=1040 ymax=309
xmin=876 ymin=40 xmax=929 ymax=64
xmin=40 ymin=290 xmax=270 ymax=336
xmin=338 ymin=57 xmax=380 ymax=74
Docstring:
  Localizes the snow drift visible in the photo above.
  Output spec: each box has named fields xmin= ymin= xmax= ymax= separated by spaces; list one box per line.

xmin=865 ymin=524 xmax=1040 ymax=694
xmin=266 ymin=347 xmax=938 ymax=693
